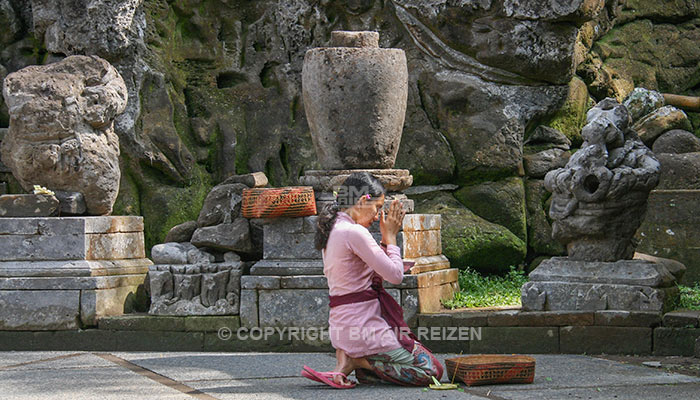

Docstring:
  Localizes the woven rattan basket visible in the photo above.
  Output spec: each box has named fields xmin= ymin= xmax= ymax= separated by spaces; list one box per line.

xmin=241 ymin=186 xmax=317 ymax=218
xmin=445 ymin=355 xmax=535 ymax=386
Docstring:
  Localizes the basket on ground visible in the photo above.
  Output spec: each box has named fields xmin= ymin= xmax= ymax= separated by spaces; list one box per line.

xmin=241 ymin=186 xmax=317 ymax=219
xmin=445 ymin=355 xmax=535 ymax=386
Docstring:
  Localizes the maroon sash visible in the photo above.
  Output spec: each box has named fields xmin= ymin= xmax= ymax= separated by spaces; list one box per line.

xmin=329 ymin=274 xmax=418 ymax=353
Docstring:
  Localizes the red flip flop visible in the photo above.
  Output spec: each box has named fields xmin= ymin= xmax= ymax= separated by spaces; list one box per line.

xmin=301 ymin=366 xmax=356 ymax=389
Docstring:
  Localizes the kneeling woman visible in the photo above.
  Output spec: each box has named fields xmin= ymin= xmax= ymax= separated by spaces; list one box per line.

xmin=302 ymin=172 xmax=443 ymax=388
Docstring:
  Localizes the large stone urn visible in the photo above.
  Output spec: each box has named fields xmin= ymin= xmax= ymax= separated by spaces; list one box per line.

xmin=302 ymin=31 xmax=408 ymax=169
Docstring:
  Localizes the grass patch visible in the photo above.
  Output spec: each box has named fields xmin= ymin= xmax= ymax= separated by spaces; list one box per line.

xmin=677 ymin=284 xmax=700 ymax=310
xmin=442 ymin=267 xmax=528 ymax=309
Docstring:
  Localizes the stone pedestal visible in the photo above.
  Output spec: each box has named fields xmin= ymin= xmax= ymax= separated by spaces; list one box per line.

xmin=521 ymin=254 xmax=685 ymax=313
xmin=241 ymin=214 xmax=459 ymax=328
xmin=636 ymin=189 xmax=700 ymax=284
xmin=0 ymin=216 xmax=151 ymax=330
xmin=299 ymin=169 xmax=414 ymax=212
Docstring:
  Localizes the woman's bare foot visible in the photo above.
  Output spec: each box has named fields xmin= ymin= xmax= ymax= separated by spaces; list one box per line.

xmin=332 ymin=349 xmax=370 ymax=387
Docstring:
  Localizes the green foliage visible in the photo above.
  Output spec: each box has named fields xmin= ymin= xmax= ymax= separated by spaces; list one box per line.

xmin=442 ymin=267 xmax=528 ymax=309
xmin=677 ymin=284 xmax=700 ymax=310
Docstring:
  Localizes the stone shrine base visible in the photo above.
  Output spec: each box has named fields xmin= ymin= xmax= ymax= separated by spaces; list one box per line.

xmin=522 ymin=254 xmax=685 ymax=313
xmin=0 ymin=216 xmax=151 ymax=330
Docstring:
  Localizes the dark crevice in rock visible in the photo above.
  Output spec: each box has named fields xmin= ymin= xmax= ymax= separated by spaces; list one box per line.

xmin=216 ymin=71 xmax=247 ymax=89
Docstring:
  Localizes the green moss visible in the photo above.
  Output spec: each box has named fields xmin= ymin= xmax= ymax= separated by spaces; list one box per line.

xmin=411 ymin=191 xmax=527 ymax=274
xmin=454 ymin=177 xmax=527 ymax=242
xmin=544 ymin=76 xmax=592 ymax=147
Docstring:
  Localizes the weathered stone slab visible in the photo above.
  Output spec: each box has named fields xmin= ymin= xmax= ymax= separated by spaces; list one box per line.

xmin=280 ymin=275 xmax=328 ymax=289
xmin=406 ymin=255 xmax=451 ymax=274
xmin=0 ymin=274 xmax=145 ymax=290
xmin=416 ymin=268 xmax=458 ymax=288
xmin=263 ymin=231 xmax=319 ymax=259
xmin=249 ymin=259 xmax=324 ymax=276
xmin=594 ymin=310 xmax=662 ymax=327
xmin=529 ymin=257 xmax=678 ymax=287
xmin=418 ymin=313 xmax=453 ymax=327
xmin=241 ymin=276 xmax=281 ymax=290
xmin=0 ymin=290 xmax=80 ymax=330
xmin=0 ymin=216 xmax=144 ymax=236
xmin=402 ymin=214 xmax=441 ymax=231
xmin=385 ymin=274 xmax=418 ymax=289
xmin=517 ymin=311 xmax=595 ymax=326
xmin=561 ymin=326 xmax=652 ymax=355
xmin=653 ymin=328 xmax=700 ymax=356
xmin=82 ymin=216 xmax=144 ymax=233
xmin=0 ymin=259 xmax=151 ymax=278
xmin=0 ymin=233 xmax=86 ymax=261
xmin=258 ymin=289 xmax=329 ymax=327
xmin=86 ymin=232 xmax=146 ymax=260
xmin=403 ymin=229 xmax=441 ymax=258
xmin=300 ymin=169 xmax=413 ymax=192
xmin=239 ymin=289 xmax=258 ymax=328
xmin=521 ymin=281 xmax=677 ymax=312
xmin=184 ymin=316 xmax=241 ymax=332
xmin=470 ymin=327 xmax=559 ymax=354
xmin=663 ymin=310 xmax=700 ymax=328
xmin=452 ymin=312 xmax=490 ymax=327
xmin=81 ymin=284 xmax=141 ymax=326
xmin=98 ymin=315 xmax=186 ymax=331
xmin=487 ymin=310 xmax=521 ymax=326
xmin=0 ymin=194 xmax=58 ymax=217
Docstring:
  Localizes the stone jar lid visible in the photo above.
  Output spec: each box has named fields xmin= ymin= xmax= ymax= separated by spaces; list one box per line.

xmin=302 ymin=31 xmax=408 ymax=170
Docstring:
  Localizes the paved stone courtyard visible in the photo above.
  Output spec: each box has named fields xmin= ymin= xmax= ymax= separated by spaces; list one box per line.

xmin=1 ymin=352 xmax=699 ymax=399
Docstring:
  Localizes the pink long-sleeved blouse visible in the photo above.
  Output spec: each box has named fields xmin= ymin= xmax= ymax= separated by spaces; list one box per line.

xmin=322 ymin=211 xmax=405 ymax=358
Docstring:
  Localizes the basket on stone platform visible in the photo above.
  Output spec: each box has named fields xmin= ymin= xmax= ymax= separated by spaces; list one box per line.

xmin=445 ymin=355 xmax=535 ymax=386
xmin=241 ymin=186 xmax=317 ymax=218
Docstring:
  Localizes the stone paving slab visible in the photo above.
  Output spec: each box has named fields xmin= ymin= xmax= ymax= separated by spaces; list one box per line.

xmin=0 ymin=352 xmax=699 ymax=399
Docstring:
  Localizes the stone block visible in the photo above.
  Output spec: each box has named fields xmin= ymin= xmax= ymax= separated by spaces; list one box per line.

xmin=594 ymin=311 xmax=662 ymax=327
xmin=487 ymin=310 xmax=521 ymax=326
xmin=184 ymin=316 xmax=240 ymax=332
xmin=0 ymin=290 xmax=80 ymax=330
xmin=387 ymin=288 xmax=401 ymax=305
xmin=642 ymin=190 xmax=700 ymax=225
xmin=258 ymin=289 xmax=329 ymax=327
xmin=302 ymin=216 xmax=318 ymax=233
xmin=403 ymin=214 xmax=441 ymax=231
xmin=418 ymin=281 xmax=458 ymax=313
xmin=385 ymin=274 xmax=418 ymax=289
xmin=54 ymin=191 xmax=86 ymax=215
xmin=263 ymin=217 xmax=304 ymax=234
xmin=0 ymin=259 xmax=151 ymax=278
xmin=521 ymin=281 xmax=678 ymax=312
xmin=240 ymin=289 xmax=258 ymax=328
xmin=402 ymin=289 xmax=419 ymax=327
xmin=0 ymin=194 xmax=59 ymax=217
xmin=653 ymin=328 xmax=700 ymax=356
xmin=470 ymin=327 xmax=558 ymax=354
xmin=114 ymin=331 xmax=204 ymax=352
xmin=281 ymin=275 xmax=328 ymax=289
xmin=263 ymin=232 xmax=319 ymax=259
xmin=98 ymin=315 xmax=186 ymax=331
xmin=406 ymin=255 xmax=451 ymax=274
xmin=0 ymin=274 xmax=146 ymax=290
xmin=82 ymin=216 xmax=144 ymax=234
xmin=151 ymin=242 xmax=196 ymax=264
xmin=249 ymin=259 xmax=324 ymax=275
xmin=0 ymin=233 xmax=86 ymax=261
xmin=416 ymin=268 xmax=458 ymax=288
xmin=529 ymin=257 xmax=678 ymax=287
xmin=81 ymin=284 xmax=141 ymax=326
xmin=164 ymin=221 xmax=198 ymax=243
xmin=191 ymin=219 xmax=253 ymax=253
xmin=663 ymin=310 xmax=700 ymax=327
xmin=241 ymin=276 xmax=280 ymax=290
xmin=452 ymin=312 xmax=490 ymax=327
xmin=223 ymin=171 xmax=268 ymax=188
xmin=403 ymin=230 xmax=441 ymax=258
xmin=86 ymin=232 xmax=146 ymax=260
xmin=695 ymin=337 xmax=700 ymax=358
xmin=561 ymin=326 xmax=652 ymax=355
xmin=418 ymin=313 xmax=453 ymax=327
xmin=517 ymin=311 xmax=595 ymax=326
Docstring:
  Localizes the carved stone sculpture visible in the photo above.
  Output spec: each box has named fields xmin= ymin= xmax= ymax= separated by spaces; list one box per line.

xmin=544 ymin=98 xmax=661 ymax=261
xmin=523 ymin=99 xmax=685 ymax=313
xmin=1 ymin=55 xmax=127 ymax=215
xmin=148 ymin=262 xmax=242 ymax=316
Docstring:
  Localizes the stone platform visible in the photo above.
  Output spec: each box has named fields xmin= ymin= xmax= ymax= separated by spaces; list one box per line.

xmin=0 ymin=216 xmax=151 ymax=330
xmin=243 ymin=214 xmax=459 ymax=327
xmin=522 ymin=254 xmax=685 ymax=313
